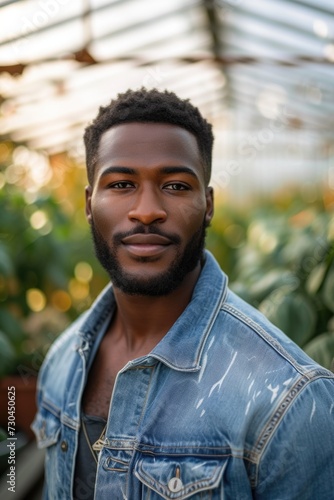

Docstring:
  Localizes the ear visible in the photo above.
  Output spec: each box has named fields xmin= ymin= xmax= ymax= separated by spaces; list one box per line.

xmin=85 ymin=185 xmax=93 ymax=224
xmin=205 ymin=186 xmax=214 ymax=227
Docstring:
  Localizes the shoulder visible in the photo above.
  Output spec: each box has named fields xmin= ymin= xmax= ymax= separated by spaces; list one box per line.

xmin=217 ymin=287 xmax=333 ymax=379
xmin=36 ymin=283 xmax=114 ymax=409
xmin=199 ymin=257 xmax=334 ymax=494
xmin=202 ymin=284 xmax=334 ymax=444
xmin=35 ymin=311 xmax=87 ymax=405
xmin=42 ymin=312 xmax=87 ymax=365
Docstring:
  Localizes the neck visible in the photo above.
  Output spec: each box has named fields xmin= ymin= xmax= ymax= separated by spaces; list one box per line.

xmin=110 ymin=263 xmax=201 ymax=353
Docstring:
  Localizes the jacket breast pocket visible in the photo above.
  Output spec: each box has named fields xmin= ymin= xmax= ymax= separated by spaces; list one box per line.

xmin=134 ymin=454 xmax=228 ymax=499
xmin=31 ymin=404 xmax=62 ymax=494
xmin=32 ymin=408 xmax=61 ymax=449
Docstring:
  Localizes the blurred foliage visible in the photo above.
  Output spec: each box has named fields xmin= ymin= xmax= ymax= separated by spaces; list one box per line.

xmin=0 ymin=143 xmax=108 ymax=379
xmin=0 ymin=140 xmax=334 ymax=375
xmin=207 ymin=186 xmax=334 ymax=370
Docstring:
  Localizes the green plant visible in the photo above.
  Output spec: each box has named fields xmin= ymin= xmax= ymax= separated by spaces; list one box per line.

xmin=207 ymin=190 xmax=334 ymax=370
xmin=0 ymin=181 xmax=108 ymax=379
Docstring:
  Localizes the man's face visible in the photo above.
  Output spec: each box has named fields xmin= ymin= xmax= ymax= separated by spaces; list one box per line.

xmin=85 ymin=122 xmax=214 ymax=296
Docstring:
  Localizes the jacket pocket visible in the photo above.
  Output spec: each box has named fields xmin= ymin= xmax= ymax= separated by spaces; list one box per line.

xmin=31 ymin=405 xmax=61 ymax=449
xmin=134 ymin=454 xmax=227 ymax=499
xmin=31 ymin=402 xmax=63 ymax=497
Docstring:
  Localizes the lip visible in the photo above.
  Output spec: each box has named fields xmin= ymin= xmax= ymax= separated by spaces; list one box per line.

xmin=122 ymin=234 xmax=172 ymax=245
xmin=121 ymin=234 xmax=172 ymax=257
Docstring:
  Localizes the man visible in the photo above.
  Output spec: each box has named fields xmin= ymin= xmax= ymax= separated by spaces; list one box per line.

xmin=32 ymin=88 xmax=334 ymax=499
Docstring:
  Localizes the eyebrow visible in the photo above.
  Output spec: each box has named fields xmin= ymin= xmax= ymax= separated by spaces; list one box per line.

xmin=100 ymin=166 xmax=136 ymax=177
xmin=100 ymin=165 xmax=199 ymax=179
xmin=161 ymin=166 xmax=198 ymax=179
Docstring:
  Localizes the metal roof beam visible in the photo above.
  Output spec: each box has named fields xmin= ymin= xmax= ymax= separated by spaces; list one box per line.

xmin=0 ymin=0 xmax=198 ymax=47
xmin=201 ymin=0 xmax=223 ymax=57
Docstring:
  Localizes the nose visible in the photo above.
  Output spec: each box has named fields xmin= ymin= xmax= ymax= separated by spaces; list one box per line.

xmin=128 ymin=185 xmax=167 ymax=225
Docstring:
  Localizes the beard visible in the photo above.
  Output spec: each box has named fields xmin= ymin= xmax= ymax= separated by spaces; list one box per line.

xmin=90 ymin=220 xmax=207 ymax=297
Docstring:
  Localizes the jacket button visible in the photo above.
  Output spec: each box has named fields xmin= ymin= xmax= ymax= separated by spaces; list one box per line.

xmin=168 ymin=477 xmax=183 ymax=492
xmin=60 ymin=440 xmax=68 ymax=452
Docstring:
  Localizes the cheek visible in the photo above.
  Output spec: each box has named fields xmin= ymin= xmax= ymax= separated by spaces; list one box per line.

xmin=91 ymin=195 xmax=121 ymax=231
xmin=173 ymin=197 xmax=207 ymax=228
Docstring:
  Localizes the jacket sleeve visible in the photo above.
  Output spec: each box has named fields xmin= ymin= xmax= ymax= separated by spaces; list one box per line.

xmin=255 ymin=376 xmax=334 ymax=499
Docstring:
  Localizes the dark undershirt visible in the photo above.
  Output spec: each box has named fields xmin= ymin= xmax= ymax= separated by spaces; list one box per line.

xmin=73 ymin=413 xmax=107 ymax=500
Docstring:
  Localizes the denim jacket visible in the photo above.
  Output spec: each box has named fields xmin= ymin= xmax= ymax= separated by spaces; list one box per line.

xmin=32 ymin=251 xmax=334 ymax=500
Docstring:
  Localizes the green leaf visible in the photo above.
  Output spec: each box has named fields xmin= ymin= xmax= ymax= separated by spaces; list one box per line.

xmin=0 ymin=242 xmax=14 ymax=276
xmin=0 ymin=330 xmax=17 ymax=378
xmin=322 ymin=263 xmax=334 ymax=312
xmin=306 ymin=262 xmax=327 ymax=295
xmin=259 ymin=290 xmax=317 ymax=347
xmin=0 ymin=427 xmax=7 ymax=441
xmin=304 ymin=331 xmax=334 ymax=371
xmin=0 ymin=309 xmax=25 ymax=345
xmin=250 ymin=270 xmax=298 ymax=302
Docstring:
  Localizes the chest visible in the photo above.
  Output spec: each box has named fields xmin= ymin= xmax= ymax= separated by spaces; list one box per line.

xmin=82 ymin=336 xmax=126 ymax=419
xmin=82 ymin=332 xmax=155 ymax=419
xmin=86 ymin=364 xmax=251 ymax=500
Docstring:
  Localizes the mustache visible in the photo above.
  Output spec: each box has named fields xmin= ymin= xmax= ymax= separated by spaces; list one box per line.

xmin=113 ymin=225 xmax=181 ymax=245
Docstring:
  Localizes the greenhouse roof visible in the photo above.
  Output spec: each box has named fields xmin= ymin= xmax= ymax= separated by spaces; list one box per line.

xmin=0 ymin=0 xmax=333 ymax=157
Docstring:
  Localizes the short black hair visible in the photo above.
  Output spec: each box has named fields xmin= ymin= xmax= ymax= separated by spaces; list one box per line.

xmin=83 ymin=88 xmax=214 ymax=186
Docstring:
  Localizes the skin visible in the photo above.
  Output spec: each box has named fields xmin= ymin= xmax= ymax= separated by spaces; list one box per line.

xmin=84 ymin=122 xmax=214 ymax=418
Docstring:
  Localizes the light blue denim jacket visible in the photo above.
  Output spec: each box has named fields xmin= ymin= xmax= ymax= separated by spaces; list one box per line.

xmin=32 ymin=251 xmax=334 ymax=499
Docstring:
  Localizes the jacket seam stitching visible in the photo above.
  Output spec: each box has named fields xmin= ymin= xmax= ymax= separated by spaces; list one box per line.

xmin=134 ymin=448 xmax=258 ymax=464
xmin=195 ymin=283 xmax=228 ymax=367
xmin=250 ymin=374 xmax=327 ymax=488
xmin=41 ymin=398 xmax=61 ymax=418
xmin=221 ymin=303 xmax=331 ymax=378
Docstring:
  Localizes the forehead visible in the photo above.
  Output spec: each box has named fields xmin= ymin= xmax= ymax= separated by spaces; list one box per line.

xmin=96 ymin=122 xmax=203 ymax=174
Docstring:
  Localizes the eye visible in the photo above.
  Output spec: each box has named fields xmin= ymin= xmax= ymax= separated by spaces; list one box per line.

xmin=164 ymin=183 xmax=190 ymax=191
xmin=108 ymin=181 xmax=134 ymax=189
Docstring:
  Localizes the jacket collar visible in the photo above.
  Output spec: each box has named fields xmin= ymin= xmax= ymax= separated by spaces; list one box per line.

xmin=78 ymin=250 xmax=228 ymax=372
xmin=149 ymin=251 xmax=228 ymax=372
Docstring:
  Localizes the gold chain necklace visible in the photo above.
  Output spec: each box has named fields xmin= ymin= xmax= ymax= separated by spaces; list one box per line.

xmin=81 ymin=417 xmax=107 ymax=465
